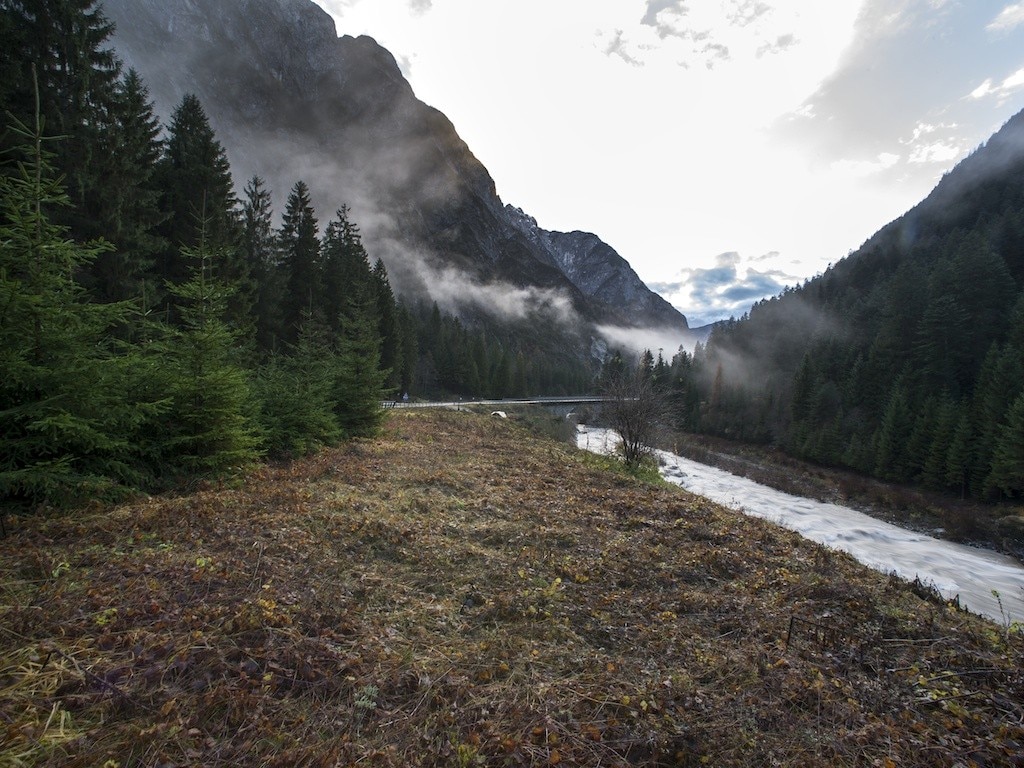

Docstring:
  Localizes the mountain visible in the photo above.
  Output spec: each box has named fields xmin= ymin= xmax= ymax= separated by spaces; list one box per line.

xmin=677 ymin=108 xmax=1024 ymax=501
xmin=504 ymin=206 xmax=687 ymax=329
xmin=99 ymin=0 xmax=690 ymax=355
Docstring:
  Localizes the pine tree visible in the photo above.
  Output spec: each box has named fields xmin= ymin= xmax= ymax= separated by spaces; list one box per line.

xmin=904 ymin=397 xmax=939 ymax=480
xmin=0 ymin=0 xmax=121 ymax=239
xmin=319 ymin=205 xmax=374 ymax=335
xmin=240 ymin=176 xmax=283 ymax=354
xmin=396 ymin=304 xmax=418 ymax=397
xmin=153 ymin=229 xmax=261 ymax=479
xmin=253 ymin=318 xmax=342 ymax=457
xmin=921 ymin=397 xmax=958 ymax=490
xmin=372 ymin=258 xmax=401 ymax=391
xmin=945 ymin=411 xmax=974 ymax=500
xmin=639 ymin=349 xmax=656 ymax=380
xmin=874 ymin=381 xmax=913 ymax=481
xmin=156 ymin=94 xmax=237 ymax=288
xmin=278 ymin=181 xmax=319 ymax=343
xmin=334 ymin=295 xmax=387 ymax=438
xmin=970 ymin=337 xmax=1024 ymax=496
xmin=787 ymin=354 xmax=815 ymax=453
xmin=0 ymin=108 xmax=153 ymax=506
xmin=86 ymin=68 xmax=166 ymax=305
xmin=949 ymin=234 xmax=1015 ymax=376
xmin=985 ymin=391 xmax=1024 ymax=497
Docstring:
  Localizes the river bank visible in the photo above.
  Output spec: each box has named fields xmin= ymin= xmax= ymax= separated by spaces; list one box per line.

xmin=660 ymin=431 xmax=1024 ymax=564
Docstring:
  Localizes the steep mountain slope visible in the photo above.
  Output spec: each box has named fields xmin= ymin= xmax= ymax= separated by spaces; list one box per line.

xmin=505 ymin=206 xmax=687 ymax=330
xmin=686 ymin=109 xmax=1024 ymax=500
xmin=826 ymin=108 xmax=1024 ymax=296
xmin=101 ymin=0 xmax=689 ymax=351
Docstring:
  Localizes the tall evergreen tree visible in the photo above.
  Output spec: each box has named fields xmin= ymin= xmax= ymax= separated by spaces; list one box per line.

xmin=985 ymin=391 xmax=1024 ymax=498
xmin=0 ymin=0 xmax=121 ymax=239
xmin=85 ymin=68 xmax=166 ymax=305
xmin=0 ymin=110 xmax=152 ymax=506
xmin=240 ymin=176 xmax=283 ymax=354
xmin=396 ymin=304 xmax=418 ymax=397
xmin=921 ymin=397 xmax=958 ymax=491
xmin=944 ymin=411 xmax=975 ymax=500
xmin=970 ymin=336 xmax=1024 ymax=496
xmin=278 ymin=180 xmax=319 ymax=343
xmin=372 ymin=258 xmax=401 ymax=391
xmin=156 ymin=94 xmax=237 ymax=288
xmin=253 ymin=318 xmax=342 ymax=457
xmin=874 ymin=381 xmax=913 ymax=481
xmin=333 ymin=294 xmax=387 ymax=438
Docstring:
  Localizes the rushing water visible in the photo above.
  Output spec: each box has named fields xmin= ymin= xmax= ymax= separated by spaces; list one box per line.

xmin=577 ymin=426 xmax=1024 ymax=625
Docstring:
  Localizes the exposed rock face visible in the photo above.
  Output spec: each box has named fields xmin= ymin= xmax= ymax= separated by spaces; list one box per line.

xmin=505 ymin=207 xmax=688 ymax=329
xmin=102 ymin=0 xmax=689 ymax=351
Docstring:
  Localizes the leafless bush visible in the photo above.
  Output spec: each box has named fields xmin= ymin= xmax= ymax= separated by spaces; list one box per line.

xmin=602 ymin=368 xmax=670 ymax=467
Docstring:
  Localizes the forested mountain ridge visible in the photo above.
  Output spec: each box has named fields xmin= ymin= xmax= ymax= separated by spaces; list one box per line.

xmin=99 ymin=0 xmax=690 ymax=343
xmin=669 ymin=108 xmax=1024 ymax=502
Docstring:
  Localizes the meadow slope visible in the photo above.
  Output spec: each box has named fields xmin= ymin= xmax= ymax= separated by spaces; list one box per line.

xmin=1 ymin=411 xmax=1022 ymax=766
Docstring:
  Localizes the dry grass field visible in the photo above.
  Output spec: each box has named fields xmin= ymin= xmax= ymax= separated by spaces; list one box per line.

xmin=1 ymin=410 xmax=1022 ymax=766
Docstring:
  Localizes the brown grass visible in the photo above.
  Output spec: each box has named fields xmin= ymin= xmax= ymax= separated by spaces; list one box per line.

xmin=1 ymin=410 xmax=1022 ymax=767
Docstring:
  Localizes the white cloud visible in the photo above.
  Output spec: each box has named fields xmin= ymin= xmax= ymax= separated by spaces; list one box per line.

xmin=650 ymin=251 xmax=802 ymax=327
xmin=908 ymin=141 xmax=961 ymax=163
xmin=970 ymin=79 xmax=994 ymax=99
xmin=969 ymin=66 xmax=1024 ymax=101
xmin=900 ymin=121 xmax=964 ymax=164
xmin=1005 ymin=67 xmax=1024 ymax=90
xmin=987 ymin=3 xmax=1024 ymax=32
xmin=831 ymin=152 xmax=901 ymax=178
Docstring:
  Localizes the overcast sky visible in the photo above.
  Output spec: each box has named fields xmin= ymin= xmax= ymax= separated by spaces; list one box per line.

xmin=313 ymin=0 xmax=1024 ymax=327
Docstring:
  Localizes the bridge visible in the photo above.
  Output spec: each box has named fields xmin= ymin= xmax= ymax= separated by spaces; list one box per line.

xmin=382 ymin=396 xmax=612 ymax=418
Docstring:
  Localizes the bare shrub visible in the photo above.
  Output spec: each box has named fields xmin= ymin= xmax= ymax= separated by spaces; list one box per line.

xmin=602 ymin=367 xmax=670 ymax=467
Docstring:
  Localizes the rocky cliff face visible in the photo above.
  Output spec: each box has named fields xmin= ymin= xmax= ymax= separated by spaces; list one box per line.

xmin=505 ymin=207 xmax=688 ymax=330
xmin=102 ymin=0 xmax=689 ymax=351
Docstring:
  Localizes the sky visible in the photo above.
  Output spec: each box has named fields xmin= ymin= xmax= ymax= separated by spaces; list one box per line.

xmin=312 ymin=0 xmax=1024 ymax=327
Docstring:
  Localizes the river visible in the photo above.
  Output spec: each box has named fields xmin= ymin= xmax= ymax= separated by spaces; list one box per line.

xmin=577 ymin=426 xmax=1024 ymax=625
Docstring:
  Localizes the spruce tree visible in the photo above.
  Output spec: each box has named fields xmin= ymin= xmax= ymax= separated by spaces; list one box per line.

xmin=945 ymin=411 xmax=974 ymax=500
xmin=241 ymin=176 xmax=283 ymax=354
xmin=970 ymin=338 xmax=1024 ymax=496
xmin=874 ymin=381 xmax=913 ymax=481
xmin=156 ymin=94 xmax=237 ymax=288
xmin=396 ymin=304 xmax=418 ymax=397
xmin=0 ymin=0 xmax=121 ymax=239
xmin=278 ymin=181 xmax=319 ymax=343
xmin=153 ymin=228 xmax=261 ymax=479
xmin=334 ymin=294 xmax=387 ymax=438
xmin=253 ymin=318 xmax=342 ymax=457
xmin=985 ymin=392 xmax=1024 ymax=497
xmin=320 ymin=207 xmax=387 ymax=435
xmin=921 ymin=397 xmax=958 ymax=490
xmin=86 ymin=68 xmax=166 ymax=305
xmin=0 ymin=110 xmax=152 ymax=506
xmin=372 ymin=258 xmax=401 ymax=391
